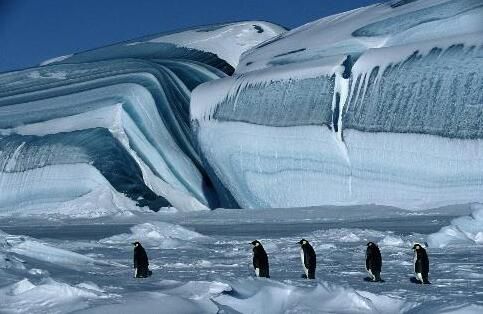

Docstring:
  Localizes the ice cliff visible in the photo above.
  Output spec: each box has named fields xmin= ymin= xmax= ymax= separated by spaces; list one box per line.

xmin=1 ymin=0 xmax=482 ymax=215
xmin=191 ymin=0 xmax=483 ymax=209
xmin=0 ymin=22 xmax=285 ymax=215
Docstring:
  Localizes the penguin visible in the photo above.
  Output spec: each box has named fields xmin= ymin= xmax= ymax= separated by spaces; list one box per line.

xmin=412 ymin=243 xmax=430 ymax=284
xmin=251 ymin=240 xmax=270 ymax=278
xmin=365 ymin=242 xmax=382 ymax=282
xmin=298 ymin=239 xmax=316 ymax=279
xmin=133 ymin=241 xmax=151 ymax=278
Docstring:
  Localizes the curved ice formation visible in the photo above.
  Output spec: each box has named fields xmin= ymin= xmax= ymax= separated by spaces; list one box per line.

xmin=237 ymin=0 xmax=483 ymax=73
xmin=42 ymin=22 xmax=287 ymax=72
xmin=192 ymin=0 xmax=483 ymax=209
xmin=0 ymin=22 xmax=286 ymax=215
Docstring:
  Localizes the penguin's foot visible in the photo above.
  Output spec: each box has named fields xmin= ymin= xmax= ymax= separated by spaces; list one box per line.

xmin=410 ymin=277 xmax=423 ymax=284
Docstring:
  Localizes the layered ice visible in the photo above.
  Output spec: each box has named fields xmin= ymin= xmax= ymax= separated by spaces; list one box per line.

xmin=192 ymin=0 xmax=483 ymax=209
xmin=43 ymin=22 xmax=286 ymax=73
xmin=236 ymin=0 xmax=483 ymax=73
xmin=1 ymin=1 xmax=482 ymax=215
xmin=0 ymin=22 xmax=286 ymax=216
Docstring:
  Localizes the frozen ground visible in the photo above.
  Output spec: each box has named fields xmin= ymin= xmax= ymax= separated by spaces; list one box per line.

xmin=1 ymin=204 xmax=482 ymax=313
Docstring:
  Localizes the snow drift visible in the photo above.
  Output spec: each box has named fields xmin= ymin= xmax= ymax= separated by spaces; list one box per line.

xmin=100 ymin=222 xmax=207 ymax=248
xmin=427 ymin=203 xmax=483 ymax=248
xmin=213 ymin=278 xmax=413 ymax=313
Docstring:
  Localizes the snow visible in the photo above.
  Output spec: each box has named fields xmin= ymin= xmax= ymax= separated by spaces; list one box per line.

xmin=3 ymin=233 xmax=111 ymax=270
xmin=148 ymin=22 xmax=286 ymax=67
xmin=0 ymin=278 xmax=100 ymax=314
xmin=191 ymin=0 xmax=483 ymax=209
xmin=427 ymin=204 xmax=483 ymax=248
xmin=0 ymin=61 xmax=218 ymax=214
xmin=100 ymin=222 xmax=207 ymax=248
xmin=39 ymin=22 xmax=286 ymax=70
xmin=0 ymin=1 xmax=482 ymax=312
xmin=214 ymin=279 xmax=412 ymax=313
xmin=236 ymin=0 xmax=483 ymax=73
xmin=1 ymin=205 xmax=481 ymax=313
xmin=0 ymin=163 xmax=141 ymax=218
xmin=40 ymin=54 xmax=74 ymax=66
xmin=192 ymin=121 xmax=483 ymax=209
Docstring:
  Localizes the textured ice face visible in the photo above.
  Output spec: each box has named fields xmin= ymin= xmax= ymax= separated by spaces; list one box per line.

xmin=42 ymin=21 xmax=287 ymax=74
xmin=237 ymin=0 xmax=483 ymax=73
xmin=191 ymin=1 xmax=483 ymax=209
xmin=0 ymin=60 xmax=217 ymax=215
xmin=0 ymin=22 xmax=287 ymax=216
xmin=1 ymin=3 xmax=482 ymax=214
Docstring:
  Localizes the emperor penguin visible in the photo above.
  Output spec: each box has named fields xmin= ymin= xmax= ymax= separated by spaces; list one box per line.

xmin=132 ymin=241 xmax=151 ymax=278
xmin=365 ymin=242 xmax=382 ymax=282
xmin=251 ymin=240 xmax=270 ymax=278
xmin=298 ymin=239 xmax=316 ymax=279
xmin=413 ymin=243 xmax=430 ymax=284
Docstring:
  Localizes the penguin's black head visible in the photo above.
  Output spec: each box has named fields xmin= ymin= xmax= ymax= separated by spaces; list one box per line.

xmin=412 ymin=243 xmax=421 ymax=250
xmin=367 ymin=242 xmax=374 ymax=247
xmin=298 ymin=239 xmax=308 ymax=245
xmin=251 ymin=240 xmax=260 ymax=246
xmin=132 ymin=241 xmax=141 ymax=247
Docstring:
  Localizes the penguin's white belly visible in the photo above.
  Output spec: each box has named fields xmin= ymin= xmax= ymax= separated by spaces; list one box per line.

xmin=413 ymin=253 xmax=423 ymax=282
xmin=413 ymin=254 xmax=418 ymax=273
xmin=300 ymin=250 xmax=308 ymax=276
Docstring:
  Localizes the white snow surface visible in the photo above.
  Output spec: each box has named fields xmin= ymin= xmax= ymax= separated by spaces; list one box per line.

xmin=40 ymin=54 xmax=74 ymax=66
xmin=428 ymin=204 xmax=483 ymax=248
xmin=191 ymin=0 xmax=483 ymax=210
xmin=1 ymin=205 xmax=482 ymax=313
xmin=147 ymin=21 xmax=286 ymax=67
xmin=1 ymin=2 xmax=482 ymax=313
xmin=192 ymin=121 xmax=483 ymax=209
xmin=237 ymin=0 xmax=483 ymax=73
xmin=100 ymin=221 xmax=207 ymax=248
xmin=0 ymin=278 xmax=101 ymax=314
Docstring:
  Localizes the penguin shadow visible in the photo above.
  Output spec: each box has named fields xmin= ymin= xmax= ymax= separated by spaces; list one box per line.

xmin=409 ymin=277 xmax=431 ymax=284
xmin=363 ymin=277 xmax=385 ymax=283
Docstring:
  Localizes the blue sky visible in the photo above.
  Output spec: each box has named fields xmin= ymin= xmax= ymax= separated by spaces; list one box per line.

xmin=0 ymin=0 xmax=382 ymax=72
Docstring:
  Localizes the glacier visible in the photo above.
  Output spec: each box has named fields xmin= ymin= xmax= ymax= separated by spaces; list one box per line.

xmin=192 ymin=0 xmax=483 ymax=209
xmin=0 ymin=22 xmax=286 ymax=216
xmin=0 ymin=0 xmax=482 ymax=215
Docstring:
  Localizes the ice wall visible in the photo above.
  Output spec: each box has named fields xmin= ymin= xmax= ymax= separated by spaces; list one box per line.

xmin=192 ymin=0 xmax=483 ymax=209
xmin=0 ymin=22 xmax=286 ymax=215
